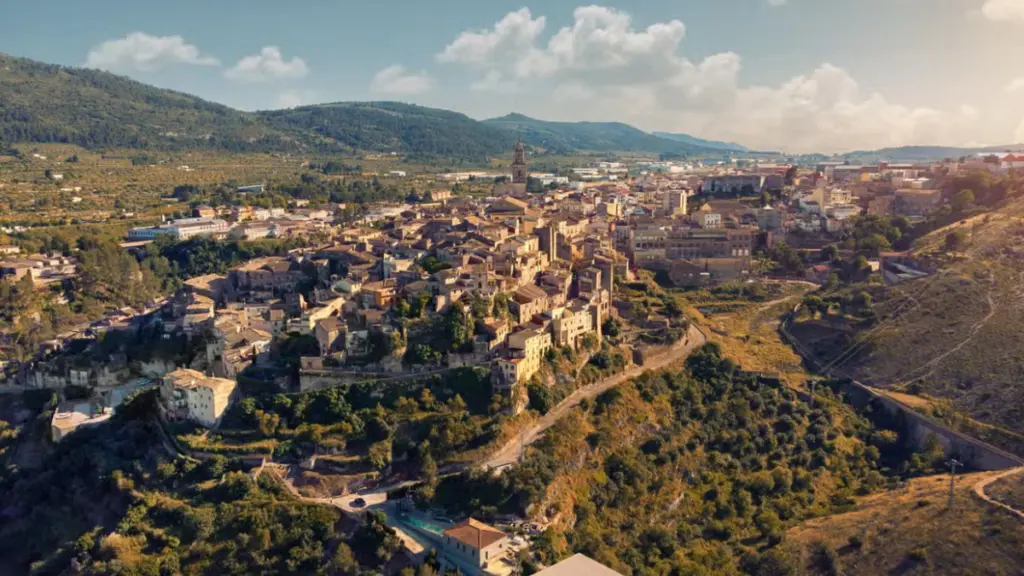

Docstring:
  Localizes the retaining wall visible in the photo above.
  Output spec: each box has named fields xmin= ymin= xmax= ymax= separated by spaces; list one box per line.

xmin=779 ymin=311 xmax=1024 ymax=471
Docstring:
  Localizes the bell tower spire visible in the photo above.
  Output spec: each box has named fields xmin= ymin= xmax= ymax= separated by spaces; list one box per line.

xmin=511 ymin=139 xmax=527 ymax=184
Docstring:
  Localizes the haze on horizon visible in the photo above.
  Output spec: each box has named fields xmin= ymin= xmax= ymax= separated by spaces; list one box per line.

xmin=4 ymin=0 xmax=1024 ymax=154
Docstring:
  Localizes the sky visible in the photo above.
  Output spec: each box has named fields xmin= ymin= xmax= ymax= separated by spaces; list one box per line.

xmin=4 ymin=0 xmax=1024 ymax=153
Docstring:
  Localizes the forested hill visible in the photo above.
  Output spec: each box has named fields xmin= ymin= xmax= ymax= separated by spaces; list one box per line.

xmin=0 ymin=53 xmax=296 ymax=152
xmin=483 ymin=113 xmax=718 ymax=155
xmin=257 ymin=102 xmax=517 ymax=159
xmin=0 ymin=52 xmax=724 ymax=159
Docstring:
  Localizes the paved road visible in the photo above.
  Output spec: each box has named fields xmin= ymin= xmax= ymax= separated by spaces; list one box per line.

xmin=480 ymin=324 xmax=707 ymax=470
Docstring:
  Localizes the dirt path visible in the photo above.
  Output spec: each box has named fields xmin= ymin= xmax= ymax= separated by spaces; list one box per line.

xmin=479 ymin=325 xmax=707 ymax=471
xmin=899 ymin=280 xmax=997 ymax=385
xmin=973 ymin=467 xmax=1024 ymax=521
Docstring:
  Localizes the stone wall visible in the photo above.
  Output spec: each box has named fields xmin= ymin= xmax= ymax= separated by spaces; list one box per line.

xmin=779 ymin=310 xmax=1024 ymax=471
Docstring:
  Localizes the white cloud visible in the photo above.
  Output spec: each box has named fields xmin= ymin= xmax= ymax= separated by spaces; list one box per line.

xmin=435 ymin=6 xmax=979 ymax=153
xmin=276 ymin=91 xmax=303 ymax=109
xmin=982 ymin=0 xmax=1024 ymax=21
xmin=225 ymin=46 xmax=308 ymax=82
xmin=1006 ymin=77 xmax=1024 ymax=93
xmin=438 ymin=8 xmax=547 ymax=65
xmin=370 ymin=65 xmax=435 ymax=95
xmin=85 ymin=32 xmax=219 ymax=71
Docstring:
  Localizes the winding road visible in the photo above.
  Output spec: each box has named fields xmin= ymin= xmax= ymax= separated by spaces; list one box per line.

xmin=479 ymin=324 xmax=707 ymax=471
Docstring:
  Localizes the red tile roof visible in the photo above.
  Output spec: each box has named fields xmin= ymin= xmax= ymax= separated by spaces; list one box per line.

xmin=443 ymin=518 xmax=506 ymax=550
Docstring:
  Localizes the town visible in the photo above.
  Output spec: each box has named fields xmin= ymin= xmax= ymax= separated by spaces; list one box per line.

xmin=1 ymin=135 xmax=1013 ymax=574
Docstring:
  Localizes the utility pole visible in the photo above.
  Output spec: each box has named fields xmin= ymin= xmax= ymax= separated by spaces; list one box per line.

xmin=946 ymin=458 xmax=962 ymax=508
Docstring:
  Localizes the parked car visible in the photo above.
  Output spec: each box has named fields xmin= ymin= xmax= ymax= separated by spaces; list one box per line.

xmin=351 ymin=498 xmax=366 ymax=508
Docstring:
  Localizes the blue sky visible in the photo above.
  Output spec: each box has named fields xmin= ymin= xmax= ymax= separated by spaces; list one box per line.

xmin=4 ymin=0 xmax=1024 ymax=152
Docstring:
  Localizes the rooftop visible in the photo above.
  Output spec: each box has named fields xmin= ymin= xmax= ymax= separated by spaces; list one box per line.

xmin=164 ymin=368 xmax=236 ymax=394
xmin=442 ymin=518 xmax=506 ymax=550
xmin=535 ymin=554 xmax=623 ymax=576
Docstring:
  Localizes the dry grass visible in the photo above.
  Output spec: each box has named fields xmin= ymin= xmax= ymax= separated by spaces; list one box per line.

xmin=293 ymin=470 xmax=363 ymax=498
xmin=785 ymin=471 xmax=1024 ymax=575
xmin=452 ymin=411 xmax=539 ymax=464
xmin=99 ymin=533 xmax=146 ymax=569
xmin=986 ymin=471 xmax=1024 ymax=512
xmin=788 ymin=201 xmax=1024 ymax=440
xmin=689 ymin=284 xmax=813 ymax=388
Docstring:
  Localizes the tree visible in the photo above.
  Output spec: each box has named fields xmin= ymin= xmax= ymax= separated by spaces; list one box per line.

xmin=853 ymin=291 xmax=873 ymax=313
xmin=350 ymin=511 xmax=402 ymax=568
xmin=603 ymin=317 xmax=622 ymax=338
xmin=945 ymin=229 xmax=968 ymax=252
xmin=528 ymin=383 xmax=553 ymax=414
xmin=824 ymin=272 xmax=840 ymax=292
xmin=953 ymin=188 xmax=974 ymax=213
xmin=445 ymin=301 xmax=473 ymax=351
xmin=368 ymin=440 xmax=392 ymax=471
xmin=803 ymin=295 xmax=828 ymax=316
xmin=492 ymin=292 xmax=510 ymax=319
xmin=820 ymin=244 xmax=839 ymax=262
xmin=784 ymin=165 xmax=799 ymax=186
xmin=857 ymin=233 xmax=891 ymax=257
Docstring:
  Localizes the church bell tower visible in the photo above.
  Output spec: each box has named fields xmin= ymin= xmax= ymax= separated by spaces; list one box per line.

xmin=511 ymin=139 xmax=527 ymax=184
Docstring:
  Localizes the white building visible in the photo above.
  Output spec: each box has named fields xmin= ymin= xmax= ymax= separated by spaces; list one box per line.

xmin=128 ymin=218 xmax=229 ymax=241
xmin=442 ymin=519 xmax=510 ymax=571
xmin=162 ymin=369 xmax=238 ymax=428
xmin=698 ymin=212 xmax=722 ymax=229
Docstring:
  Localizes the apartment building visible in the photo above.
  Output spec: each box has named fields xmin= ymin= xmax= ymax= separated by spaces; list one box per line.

xmin=496 ymin=328 xmax=552 ymax=388
xmin=552 ymin=301 xmax=594 ymax=349
xmin=161 ymin=368 xmax=237 ymax=428
xmin=510 ymin=284 xmax=550 ymax=323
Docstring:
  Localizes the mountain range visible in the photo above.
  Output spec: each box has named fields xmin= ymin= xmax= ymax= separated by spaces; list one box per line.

xmin=3 ymin=52 xmax=1017 ymax=162
xmin=651 ymin=131 xmax=749 ymax=152
xmin=0 ymin=52 xmax=743 ymax=159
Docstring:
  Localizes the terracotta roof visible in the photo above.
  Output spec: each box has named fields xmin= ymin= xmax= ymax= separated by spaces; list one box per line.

xmin=443 ymin=518 xmax=506 ymax=550
xmin=535 ymin=554 xmax=623 ymax=576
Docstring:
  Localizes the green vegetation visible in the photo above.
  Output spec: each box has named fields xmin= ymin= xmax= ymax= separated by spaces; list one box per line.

xmin=407 ymin=344 xmax=937 ymax=574
xmin=0 ymin=53 xmax=296 ymax=153
xmin=187 ymin=367 xmax=505 ymax=470
xmin=0 ymin=392 xmax=356 ymax=575
xmin=1 ymin=53 xmax=733 ymax=160
xmin=262 ymin=102 xmax=516 ymax=160
xmin=484 ymin=113 xmax=717 ymax=155
xmin=787 ymin=197 xmax=1024 ymax=444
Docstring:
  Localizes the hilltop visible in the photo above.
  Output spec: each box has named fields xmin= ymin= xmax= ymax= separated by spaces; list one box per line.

xmin=259 ymin=102 xmax=515 ymax=159
xmin=0 ymin=53 xmax=724 ymax=160
xmin=652 ymin=131 xmax=749 ymax=152
xmin=837 ymin=144 xmax=1024 ymax=163
xmin=483 ymin=113 xmax=720 ymax=155
xmin=0 ymin=53 xmax=293 ymax=153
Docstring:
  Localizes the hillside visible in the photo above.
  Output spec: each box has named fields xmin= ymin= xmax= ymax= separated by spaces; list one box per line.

xmin=841 ymin=144 xmax=1024 ymax=162
xmin=0 ymin=53 xmax=297 ymax=153
xmin=0 ymin=53 xmax=729 ymax=160
xmin=784 ymin=471 xmax=1024 ymax=575
xmin=652 ymin=131 xmax=748 ymax=152
xmin=483 ymin=113 xmax=715 ymax=155
xmin=410 ymin=342 xmax=955 ymax=575
xmin=258 ymin=102 xmax=515 ymax=159
xmin=787 ymin=198 xmax=1024 ymax=446
xmin=0 ymin=392 xmax=355 ymax=575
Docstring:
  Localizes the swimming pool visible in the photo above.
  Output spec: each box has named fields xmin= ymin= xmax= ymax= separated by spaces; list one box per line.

xmin=402 ymin=514 xmax=450 ymax=537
